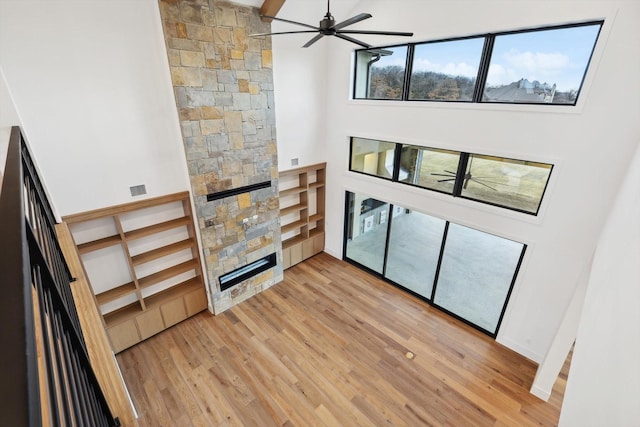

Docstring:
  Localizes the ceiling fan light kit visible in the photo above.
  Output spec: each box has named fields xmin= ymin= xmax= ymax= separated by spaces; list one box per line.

xmin=250 ymin=0 xmax=413 ymax=48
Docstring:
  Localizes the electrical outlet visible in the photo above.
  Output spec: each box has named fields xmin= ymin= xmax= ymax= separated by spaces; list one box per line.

xmin=291 ymin=158 xmax=299 ymax=166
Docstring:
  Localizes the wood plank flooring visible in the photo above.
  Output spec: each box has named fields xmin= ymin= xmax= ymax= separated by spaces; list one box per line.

xmin=117 ymin=253 xmax=568 ymax=427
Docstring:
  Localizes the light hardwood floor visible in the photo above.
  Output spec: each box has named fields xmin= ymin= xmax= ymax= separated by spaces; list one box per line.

xmin=117 ymin=253 xmax=569 ymax=426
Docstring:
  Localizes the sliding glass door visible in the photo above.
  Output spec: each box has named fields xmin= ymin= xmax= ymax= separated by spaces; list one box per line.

xmin=343 ymin=191 xmax=525 ymax=336
xmin=344 ymin=193 xmax=390 ymax=274
xmin=385 ymin=206 xmax=445 ymax=300
xmin=433 ymin=224 xmax=524 ymax=333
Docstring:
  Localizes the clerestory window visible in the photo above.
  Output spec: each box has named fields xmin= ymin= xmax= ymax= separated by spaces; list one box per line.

xmin=353 ymin=21 xmax=602 ymax=106
xmin=349 ymin=137 xmax=553 ymax=215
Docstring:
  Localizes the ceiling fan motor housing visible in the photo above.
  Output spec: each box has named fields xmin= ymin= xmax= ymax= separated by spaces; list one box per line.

xmin=320 ymin=14 xmax=335 ymax=34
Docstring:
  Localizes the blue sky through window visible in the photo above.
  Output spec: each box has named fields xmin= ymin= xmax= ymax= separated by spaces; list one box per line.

xmin=487 ymin=24 xmax=601 ymax=91
xmin=373 ymin=46 xmax=407 ymax=68
xmin=370 ymin=23 xmax=601 ymax=93
xmin=412 ymin=38 xmax=484 ymax=78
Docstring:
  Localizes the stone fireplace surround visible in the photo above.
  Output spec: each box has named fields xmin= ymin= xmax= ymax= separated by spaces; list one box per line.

xmin=158 ymin=0 xmax=283 ymax=314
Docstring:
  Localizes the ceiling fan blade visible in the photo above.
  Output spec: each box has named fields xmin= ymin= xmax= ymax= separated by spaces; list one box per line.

xmin=334 ymin=33 xmax=371 ymax=48
xmin=332 ymin=13 xmax=372 ymax=31
xmin=468 ymin=178 xmax=498 ymax=191
xmin=251 ymin=30 xmax=319 ymax=37
xmin=338 ymin=30 xmax=414 ymax=37
xmin=260 ymin=14 xmax=318 ymax=30
xmin=303 ymin=34 xmax=325 ymax=48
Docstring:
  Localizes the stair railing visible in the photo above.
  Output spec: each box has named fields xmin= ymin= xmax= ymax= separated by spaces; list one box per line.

xmin=0 ymin=126 xmax=119 ymax=427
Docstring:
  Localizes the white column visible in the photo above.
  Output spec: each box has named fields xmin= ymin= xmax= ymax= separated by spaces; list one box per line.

xmin=559 ymin=143 xmax=640 ymax=426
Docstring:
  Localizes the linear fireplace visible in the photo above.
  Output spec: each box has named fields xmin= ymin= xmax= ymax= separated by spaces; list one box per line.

xmin=219 ymin=253 xmax=277 ymax=291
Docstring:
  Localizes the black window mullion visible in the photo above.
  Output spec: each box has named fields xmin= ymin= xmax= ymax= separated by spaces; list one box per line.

xmin=391 ymin=144 xmax=403 ymax=181
xmin=473 ymin=35 xmax=494 ymax=102
xmin=453 ymin=152 xmax=470 ymax=196
xmin=381 ymin=204 xmax=395 ymax=277
xmin=402 ymin=45 xmax=415 ymax=100
xmin=429 ymin=221 xmax=450 ymax=301
xmin=491 ymin=244 xmax=527 ymax=336
xmin=348 ymin=137 xmax=355 ymax=171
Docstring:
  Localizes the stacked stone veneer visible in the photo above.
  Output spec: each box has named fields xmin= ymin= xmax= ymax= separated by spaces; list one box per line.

xmin=158 ymin=0 xmax=283 ymax=314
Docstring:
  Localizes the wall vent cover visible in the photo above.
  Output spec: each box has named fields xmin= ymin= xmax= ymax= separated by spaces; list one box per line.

xmin=130 ymin=184 xmax=147 ymax=197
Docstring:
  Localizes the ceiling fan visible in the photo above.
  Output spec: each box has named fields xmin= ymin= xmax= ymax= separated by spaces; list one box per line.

xmin=250 ymin=0 xmax=414 ymax=48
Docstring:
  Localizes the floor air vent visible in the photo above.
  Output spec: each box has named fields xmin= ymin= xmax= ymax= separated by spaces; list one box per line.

xmin=219 ymin=253 xmax=277 ymax=291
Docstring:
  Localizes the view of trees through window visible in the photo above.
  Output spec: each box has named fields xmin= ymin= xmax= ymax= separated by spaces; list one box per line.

xmin=409 ymin=38 xmax=484 ymax=101
xmin=356 ymin=46 xmax=407 ymax=100
xmin=354 ymin=22 xmax=602 ymax=105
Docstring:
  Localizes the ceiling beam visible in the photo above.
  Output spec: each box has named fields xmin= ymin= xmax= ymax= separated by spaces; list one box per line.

xmin=260 ymin=0 xmax=286 ymax=21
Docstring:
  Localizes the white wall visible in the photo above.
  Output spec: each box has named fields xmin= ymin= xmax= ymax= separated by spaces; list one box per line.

xmin=272 ymin=0 xmax=640 ymax=363
xmin=0 ymin=0 xmax=189 ymax=216
xmin=0 ymin=66 xmax=20 ymax=176
xmin=558 ymin=143 xmax=640 ymax=426
xmin=270 ymin=0 xmax=358 ymax=171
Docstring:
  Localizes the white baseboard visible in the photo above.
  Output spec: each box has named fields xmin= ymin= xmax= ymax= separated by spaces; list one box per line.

xmin=530 ymin=384 xmax=552 ymax=401
xmin=496 ymin=335 xmax=544 ymax=364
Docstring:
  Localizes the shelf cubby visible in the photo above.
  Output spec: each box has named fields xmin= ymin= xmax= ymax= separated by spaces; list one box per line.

xmin=279 ymin=163 xmax=326 ymax=269
xmin=63 ymin=191 xmax=207 ymax=353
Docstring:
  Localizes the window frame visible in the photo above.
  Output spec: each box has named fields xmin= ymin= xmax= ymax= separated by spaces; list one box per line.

xmin=354 ymin=44 xmax=411 ymax=101
xmin=348 ymin=137 xmax=402 ymax=182
xmin=455 ymin=154 xmax=554 ymax=215
xmin=348 ymin=137 xmax=554 ymax=216
xmin=407 ymin=34 xmax=487 ymax=103
xmin=397 ymin=145 xmax=462 ymax=196
xmin=353 ymin=20 xmax=603 ymax=107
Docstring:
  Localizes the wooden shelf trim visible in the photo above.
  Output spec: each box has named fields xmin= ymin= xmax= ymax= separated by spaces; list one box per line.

xmin=144 ymin=277 xmax=202 ymax=308
xmin=63 ymin=191 xmax=190 ymax=224
xmin=103 ymin=277 xmax=203 ymax=327
xmin=309 ymin=182 xmax=325 ymax=189
xmin=137 ymin=259 xmax=200 ymax=289
xmin=77 ymin=235 xmax=122 ymax=254
xmin=96 ymin=282 xmax=137 ymax=306
xmin=279 ymin=186 xmax=306 ymax=197
xmin=125 ymin=216 xmax=191 ymax=241
xmin=280 ymin=203 xmax=307 ymax=216
xmin=281 ymin=219 xmax=307 ymax=234
xmin=309 ymin=228 xmax=325 ymax=238
xmin=103 ymin=301 xmax=143 ymax=326
xmin=279 ymin=162 xmax=327 ymax=177
xmin=282 ymin=235 xmax=306 ymax=249
xmin=309 ymin=213 xmax=324 ymax=223
xmin=131 ymin=238 xmax=195 ymax=266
